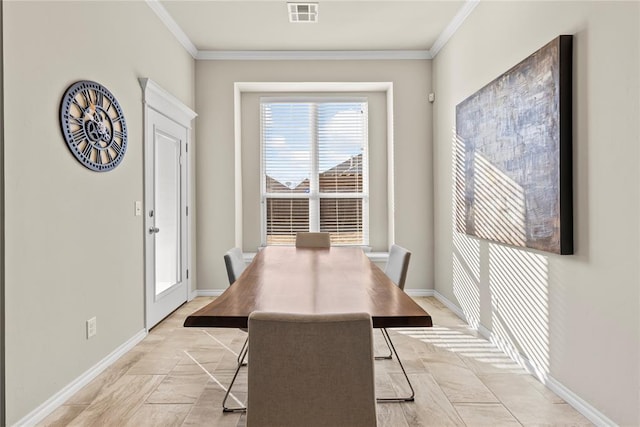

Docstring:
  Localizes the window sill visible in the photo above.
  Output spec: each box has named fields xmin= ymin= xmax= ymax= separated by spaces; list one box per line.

xmin=243 ymin=248 xmax=388 ymax=263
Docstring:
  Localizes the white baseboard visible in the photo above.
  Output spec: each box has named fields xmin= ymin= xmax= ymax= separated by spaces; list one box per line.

xmin=404 ymin=289 xmax=434 ymax=297
xmin=14 ymin=329 xmax=147 ymax=427
xmin=431 ymin=290 xmax=615 ymax=427
xmin=544 ymin=376 xmax=616 ymax=426
xmin=476 ymin=323 xmax=492 ymax=340
xmin=432 ymin=289 xmax=467 ymax=321
xmin=194 ymin=289 xmax=225 ymax=297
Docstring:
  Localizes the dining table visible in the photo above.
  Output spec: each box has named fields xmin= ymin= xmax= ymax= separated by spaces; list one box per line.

xmin=184 ymin=246 xmax=433 ymax=411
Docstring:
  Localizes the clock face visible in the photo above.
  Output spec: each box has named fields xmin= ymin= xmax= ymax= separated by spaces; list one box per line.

xmin=60 ymin=80 xmax=127 ymax=172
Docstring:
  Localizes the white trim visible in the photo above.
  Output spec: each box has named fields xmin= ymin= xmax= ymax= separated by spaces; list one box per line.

xmin=386 ymin=85 xmax=395 ymax=246
xmin=139 ymin=78 xmax=197 ymax=127
xmin=237 ymin=81 xmax=391 ymax=93
xmin=194 ymin=289 xmax=226 ymax=297
xmin=242 ymin=250 xmax=383 ymax=263
xmin=145 ymin=0 xmax=198 ymax=58
xmin=197 ymin=50 xmax=431 ymax=61
xmin=243 ymin=252 xmax=257 ymax=264
xmin=13 ymin=329 xmax=147 ymax=427
xmin=477 ymin=323 xmax=492 ymax=340
xmin=545 ymin=377 xmax=617 ymax=427
xmin=140 ymin=78 xmax=196 ymax=330
xmin=486 ymin=330 xmax=616 ymax=427
xmin=366 ymin=251 xmax=389 ymax=263
xmin=234 ymin=82 xmax=395 ymax=249
xmin=429 ymin=0 xmax=480 ymax=57
xmin=432 ymin=290 xmax=616 ymax=427
xmin=433 ymin=289 xmax=468 ymax=321
xmin=234 ymin=85 xmax=244 ymax=248
xmin=405 ymin=289 xmax=435 ymax=298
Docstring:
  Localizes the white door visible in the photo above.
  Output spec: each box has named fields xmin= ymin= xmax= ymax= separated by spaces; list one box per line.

xmin=145 ymin=108 xmax=189 ymax=329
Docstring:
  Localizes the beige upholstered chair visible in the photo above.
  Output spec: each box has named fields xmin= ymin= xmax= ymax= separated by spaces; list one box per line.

xmin=377 ymin=245 xmax=412 ymax=368
xmin=370 ymin=244 xmax=415 ymax=402
xmin=224 ymin=247 xmax=246 ymax=284
xmin=384 ymin=244 xmax=411 ymax=290
xmin=247 ymin=312 xmax=377 ymax=427
xmin=295 ymin=231 xmax=331 ymax=248
xmin=222 ymin=247 xmax=249 ymax=412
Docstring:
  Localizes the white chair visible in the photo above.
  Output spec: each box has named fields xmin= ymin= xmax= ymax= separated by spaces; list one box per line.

xmin=222 ymin=247 xmax=249 ymax=412
xmin=246 ymin=312 xmax=377 ymax=427
xmin=295 ymin=232 xmax=331 ymax=248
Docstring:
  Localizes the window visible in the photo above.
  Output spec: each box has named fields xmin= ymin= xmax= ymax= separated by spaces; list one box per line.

xmin=261 ymin=99 xmax=368 ymax=246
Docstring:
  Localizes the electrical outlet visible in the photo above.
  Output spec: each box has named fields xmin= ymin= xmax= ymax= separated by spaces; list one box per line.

xmin=87 ymin=317 xmax=97 ymax=339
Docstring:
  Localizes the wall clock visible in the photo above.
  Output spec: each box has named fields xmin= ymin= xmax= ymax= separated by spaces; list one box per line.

xmin=60 ymin=80 xmax=127 ymax=172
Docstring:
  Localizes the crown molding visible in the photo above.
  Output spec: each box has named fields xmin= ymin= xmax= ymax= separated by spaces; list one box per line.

xmin=139 ymin=78 xmax=197 ymax=127
xmin=429 ymin=0 xmax=480 ymax=57
xmin=146 ymin=0 xmax=198 ymax=58
xmin=196 ymin=50 xmax=431 ymax=61
xmin=147 ymin=0 xmax=479 ymax=60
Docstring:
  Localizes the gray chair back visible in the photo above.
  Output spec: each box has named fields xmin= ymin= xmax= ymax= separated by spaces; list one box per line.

xmin=384 ymin=244 xmax=411 ymax=290
xmin=247 ymin=311 xmax=377 ymax=427
xmin=295 ymin=232 xmax=331 ymax=248
xmin=224 ymin=247 xmax=246 ymax=285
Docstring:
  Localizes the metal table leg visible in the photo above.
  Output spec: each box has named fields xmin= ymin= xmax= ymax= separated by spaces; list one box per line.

xmin=375 ymin=328 xmax=393 ymax=360
xmin=376 ymin=328 xmax=415 ymax=402
xmin=222 ymin=341 xmax=249 ymax=413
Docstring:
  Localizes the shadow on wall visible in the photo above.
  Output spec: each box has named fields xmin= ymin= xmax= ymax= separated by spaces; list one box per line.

xmin=489 ymin=245 xmax=549 ymax=380
xmin=451 ymin=129 xmax=551 ymax=381
xmin=452 ymin=131 xmax=481 ymax=329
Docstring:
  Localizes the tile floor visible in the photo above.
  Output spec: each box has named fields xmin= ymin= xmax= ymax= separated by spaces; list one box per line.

xmin=38 ymin=297 xmax=592 ymax=426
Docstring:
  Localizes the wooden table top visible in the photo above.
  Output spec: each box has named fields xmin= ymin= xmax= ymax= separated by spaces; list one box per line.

xmin=184 ymin=246 xmax=433 ymax=329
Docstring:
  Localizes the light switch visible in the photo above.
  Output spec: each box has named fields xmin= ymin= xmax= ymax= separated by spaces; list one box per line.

xmin=135 ymin=201 xmax=143 ymax=216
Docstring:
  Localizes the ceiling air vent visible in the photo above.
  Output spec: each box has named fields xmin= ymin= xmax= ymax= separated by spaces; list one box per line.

xmin=288 ymin=3 xmax=318 ymax=23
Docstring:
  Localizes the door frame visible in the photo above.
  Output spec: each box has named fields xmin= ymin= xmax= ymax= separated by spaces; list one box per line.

xmin=140 ymin=78 xmax=197 ymax=330
xmin=0 ymin=3 xmax=5 ymax=422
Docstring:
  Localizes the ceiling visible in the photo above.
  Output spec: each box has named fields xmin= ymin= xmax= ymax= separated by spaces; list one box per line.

xmin=153 ymin=0 xmax=477 ymax=58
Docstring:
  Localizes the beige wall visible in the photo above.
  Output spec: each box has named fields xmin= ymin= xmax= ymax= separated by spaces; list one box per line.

xmin=195 ymin=60 xmax=432 ymax=292
xmin=3 ymin=1 xmax=195 ymax=423
xmin=433 ymin=1 xmax=639 ymax=424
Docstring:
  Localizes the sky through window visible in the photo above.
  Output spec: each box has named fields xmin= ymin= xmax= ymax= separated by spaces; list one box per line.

xmin=263 ymin=102 xmax=365 ymax=189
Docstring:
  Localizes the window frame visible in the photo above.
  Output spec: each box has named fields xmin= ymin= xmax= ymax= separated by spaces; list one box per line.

xmin=260 ymin=97 xmax=370 ymax=246
xmin=234 ymin=82 xmax=396 ymax=251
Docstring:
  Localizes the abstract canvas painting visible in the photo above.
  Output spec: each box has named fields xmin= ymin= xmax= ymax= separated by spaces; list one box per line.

xmin=455 ymin=35 xmax=573 ymax=254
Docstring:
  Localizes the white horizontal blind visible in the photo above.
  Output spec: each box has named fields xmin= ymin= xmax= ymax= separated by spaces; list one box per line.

xmin=261 ymin=100 xmax=368 ymax=246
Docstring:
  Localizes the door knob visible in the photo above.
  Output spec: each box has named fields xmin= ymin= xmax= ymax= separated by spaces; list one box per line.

xmin=149 ymin=227 xmax=160 ymax=234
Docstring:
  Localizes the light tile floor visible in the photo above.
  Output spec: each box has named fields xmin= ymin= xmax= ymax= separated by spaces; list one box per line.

xmin=39 ymin=297 xmax=592 ymax=426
